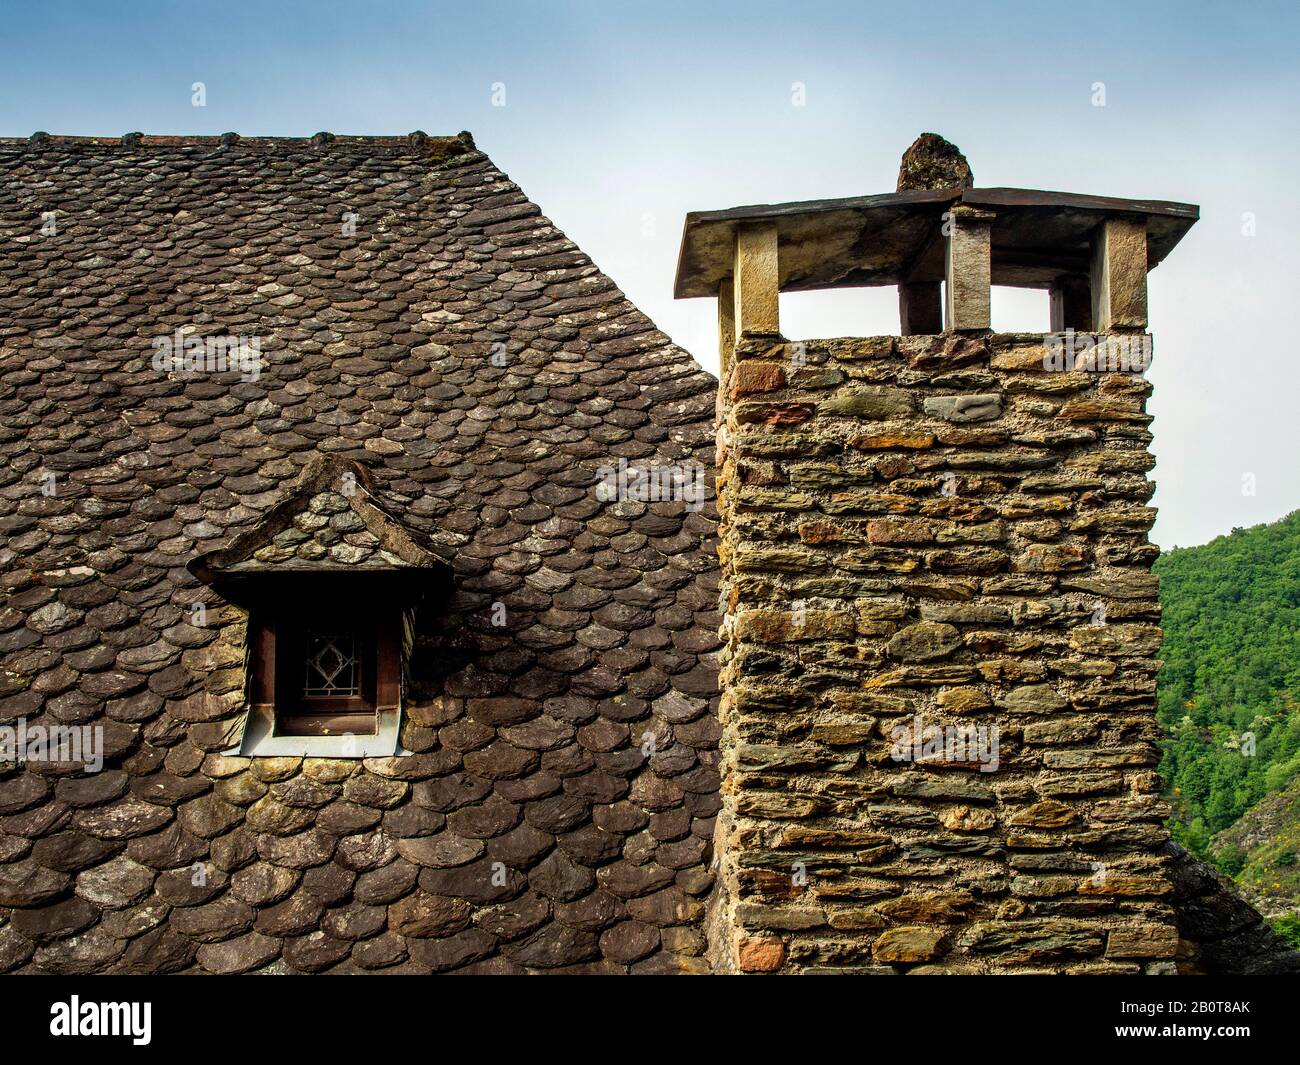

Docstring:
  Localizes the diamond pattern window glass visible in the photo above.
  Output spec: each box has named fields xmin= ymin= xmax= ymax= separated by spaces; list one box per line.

xmin=303 ymin=634 xmax=360 ymax=697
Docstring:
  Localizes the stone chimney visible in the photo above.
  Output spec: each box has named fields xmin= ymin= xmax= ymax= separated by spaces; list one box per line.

xmin=676 ymin=137 xmax=1199 ymax=973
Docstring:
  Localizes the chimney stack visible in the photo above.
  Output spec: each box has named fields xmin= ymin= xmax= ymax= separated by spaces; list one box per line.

xmin=677 ymin=137 xmax=1198 ymax=974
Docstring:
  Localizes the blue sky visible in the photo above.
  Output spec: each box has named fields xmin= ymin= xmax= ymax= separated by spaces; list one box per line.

xmin=2 ymin=0 xmax=1298 ymax=547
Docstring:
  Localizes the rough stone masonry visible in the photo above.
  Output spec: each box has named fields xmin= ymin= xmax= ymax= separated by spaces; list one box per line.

xmin=709 ymin=330 xmax=1177 ymax=973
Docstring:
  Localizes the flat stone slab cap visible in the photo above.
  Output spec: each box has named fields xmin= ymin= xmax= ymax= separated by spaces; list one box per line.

xmin=674 ymin=186 xmax=1198 ymax=299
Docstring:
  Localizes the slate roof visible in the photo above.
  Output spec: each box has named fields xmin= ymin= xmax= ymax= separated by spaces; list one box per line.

xmin=0 ymin=132 xmax=721 ymax=973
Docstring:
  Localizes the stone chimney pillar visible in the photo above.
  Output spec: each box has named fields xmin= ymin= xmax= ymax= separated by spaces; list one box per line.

xmin=701 ymin=136 xmax=1185 ymax=974
xmin=944 ymin=205 xmax=995 ymax=332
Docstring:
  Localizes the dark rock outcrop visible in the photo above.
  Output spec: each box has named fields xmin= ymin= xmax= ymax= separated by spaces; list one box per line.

xmin=1166 ymin=842 xmax=1300 ymax=974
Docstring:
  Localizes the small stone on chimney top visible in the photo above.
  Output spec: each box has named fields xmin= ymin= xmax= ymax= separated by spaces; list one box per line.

xmin=897 ymin=133 xmax=974 ymax=192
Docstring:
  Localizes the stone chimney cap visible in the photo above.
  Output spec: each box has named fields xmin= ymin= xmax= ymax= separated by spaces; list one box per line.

xmin=674 ymin=187 xmax=1197 ymax=300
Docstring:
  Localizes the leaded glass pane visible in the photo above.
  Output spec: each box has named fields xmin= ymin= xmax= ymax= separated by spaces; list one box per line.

xmin=303 ymin=634 xmax=359 ymax=696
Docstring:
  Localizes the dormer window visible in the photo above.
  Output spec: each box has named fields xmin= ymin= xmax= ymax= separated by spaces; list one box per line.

xmin=188 ymin=455 xmax=452 ymax=758
xmin=245 ymin=610 xmax=403 ymax=743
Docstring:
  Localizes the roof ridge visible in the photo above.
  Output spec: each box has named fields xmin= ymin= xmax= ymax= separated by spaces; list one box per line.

xmin=5 ymin=129 xmax=477 ymax=154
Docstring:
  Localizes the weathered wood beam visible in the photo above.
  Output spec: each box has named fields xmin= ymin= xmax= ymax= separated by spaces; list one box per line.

xmin=1049 ymin=274 xmax=1093 ymax=332
xmin=900 ymin=281 xmax=943 ymax=335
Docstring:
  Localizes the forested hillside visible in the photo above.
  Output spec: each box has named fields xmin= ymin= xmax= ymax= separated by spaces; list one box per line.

xmin=1155 ymin=511 xmax=1300 ymax=928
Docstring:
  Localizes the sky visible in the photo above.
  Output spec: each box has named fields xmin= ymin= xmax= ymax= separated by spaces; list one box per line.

xmin=2 ymin=0 xmax=1297 ymax=549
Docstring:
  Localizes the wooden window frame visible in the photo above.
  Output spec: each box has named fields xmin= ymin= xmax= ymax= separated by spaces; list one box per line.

xmin=249 ymin=609 xmax=402 ymax=739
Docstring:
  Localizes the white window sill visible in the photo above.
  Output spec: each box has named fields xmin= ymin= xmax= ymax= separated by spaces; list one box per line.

xmin=228 ymin=705 xmax=405 ymax=758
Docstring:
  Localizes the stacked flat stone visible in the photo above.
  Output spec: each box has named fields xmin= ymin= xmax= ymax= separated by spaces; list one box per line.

xmin=712 ymin=332 xmax=1177 ymax=973
xmin=237 ymin=490 xmax=401 ymax=568
xmin=0 ymin=134 xmax=720 ymax=973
